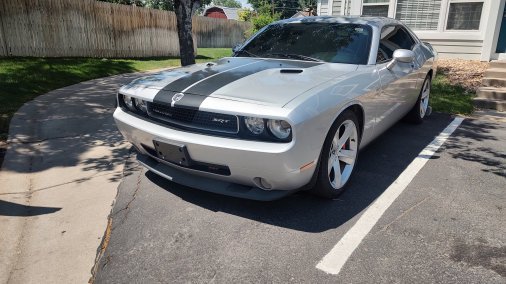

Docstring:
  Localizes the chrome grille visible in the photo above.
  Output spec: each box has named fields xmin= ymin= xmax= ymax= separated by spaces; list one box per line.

xmin=147 ymin=102 xmax=239 ymax=134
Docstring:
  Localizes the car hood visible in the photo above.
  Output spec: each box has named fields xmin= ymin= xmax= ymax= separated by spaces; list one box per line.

xmin=121 ymin=57 xmax=357 ymax=107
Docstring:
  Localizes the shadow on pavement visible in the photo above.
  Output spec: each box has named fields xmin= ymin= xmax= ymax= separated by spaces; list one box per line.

xmin=1 ymin=74 xmax=140 ymax=183
xmin=444 ymin=119 xmax=506 ymax=178
xmin=146 ymin=113 xmax=454 ymax=233
xmin=0 ymin=200 xmax=61 ymax=216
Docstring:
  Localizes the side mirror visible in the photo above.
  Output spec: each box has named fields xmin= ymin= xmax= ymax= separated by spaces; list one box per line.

xmin=232 ymin=43 xmax=242 ymax=53
xmin=387 ymin=49 xmax=415 ymax=70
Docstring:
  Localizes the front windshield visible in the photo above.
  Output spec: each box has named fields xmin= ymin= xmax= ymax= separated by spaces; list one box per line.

xmin=237 ymin=22 xmax=372 ymax=65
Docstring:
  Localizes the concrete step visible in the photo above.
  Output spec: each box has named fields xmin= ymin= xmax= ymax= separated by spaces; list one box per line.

xmin=473 ymin=98 xmax=506 ymax=111
xmin=482 ymin=77 xmax=506 ymax=87
xmin=489 ymin=60 xmax=506 ymax=69
xmin=476 ymin=87 xmax=506 ymax=100
xmin=484 ymin=68 xmax=506 ymax=78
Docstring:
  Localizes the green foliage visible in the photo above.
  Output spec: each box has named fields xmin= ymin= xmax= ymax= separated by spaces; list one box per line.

xmin=298 ymin=0 xmax=316 ymax=10
xmin=238 ymin=9 xmax=254 ymax=21
xmin=0 ymin=48 xmax=231 ymax=139
xmin=98 ymin=0 xmax=145 ymax=7
xmin=144 ymin=0 xmax=174 ymax=10
xmin=97 ymin=0 xmax=212 ymax=12
xmin=212 ymin=0 xmax=242 ymax=8
xmin=431 ymin=73 xmax=475 ymax=115
xmin=251 ymin=12 xmax=280 ymax=33
xmin=240 ymin=1 xmax=280 ymax=37
xmin=98 ymin=0 xmax=145 ymax=6
xmin=247 ymin=0 xmax=299 ymax=19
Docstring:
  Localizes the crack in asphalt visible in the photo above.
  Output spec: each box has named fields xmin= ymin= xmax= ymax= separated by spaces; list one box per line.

xmin=89 ymin=150 xmax=142 ymax=283
xmin=110 ymin=166 xmax=144 ymax=224
xmin=378 ymin=195 xmax=431 ymax=233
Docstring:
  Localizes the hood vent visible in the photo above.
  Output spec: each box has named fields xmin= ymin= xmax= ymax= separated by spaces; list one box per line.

xmin=280 ymin=69 xmax=303 ymax=74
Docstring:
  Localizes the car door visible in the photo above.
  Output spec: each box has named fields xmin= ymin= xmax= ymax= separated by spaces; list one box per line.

xmin=374 ymin=25 xmax=421 ymax=136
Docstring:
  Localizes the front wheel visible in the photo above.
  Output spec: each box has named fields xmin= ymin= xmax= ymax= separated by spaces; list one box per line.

xmin=407 ymin=76 xmax=431 ymax=123
xmin=312 ymin=110 xmax=360 ymax=199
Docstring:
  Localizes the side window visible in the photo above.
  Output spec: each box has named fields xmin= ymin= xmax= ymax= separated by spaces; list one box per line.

xmin=377 ymin=25 xmax=416 ymax=63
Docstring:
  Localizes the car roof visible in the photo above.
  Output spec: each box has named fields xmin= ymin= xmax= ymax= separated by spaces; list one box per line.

xmin=275 ymin=16 xmax=402 ymax=29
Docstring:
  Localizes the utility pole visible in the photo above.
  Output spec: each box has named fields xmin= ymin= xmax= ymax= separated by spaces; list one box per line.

xmin=271 ymin=0 xmax=274 ymax=15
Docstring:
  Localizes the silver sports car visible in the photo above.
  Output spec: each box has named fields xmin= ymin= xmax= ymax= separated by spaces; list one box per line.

xmin=114 ymin=16 xmax=437 ymax=200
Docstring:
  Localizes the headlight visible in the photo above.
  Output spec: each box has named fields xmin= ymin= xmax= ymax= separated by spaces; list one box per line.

xmin=244 ymin=117 xmax=265 ymax=135
xmin=133 ymin=98 xmax=148 ymax=113
xmin=122 ymin=95 xmax=135 ymax=111
xmin=267 ymin=119 xmax=291 ymax=140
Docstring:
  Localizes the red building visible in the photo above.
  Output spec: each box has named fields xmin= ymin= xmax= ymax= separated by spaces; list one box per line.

xmin=203 ymin=6 xmax=240 ymax=20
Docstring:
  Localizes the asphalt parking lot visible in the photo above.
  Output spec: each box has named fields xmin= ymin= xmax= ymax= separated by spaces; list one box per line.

xmin=93 ymin=113 xmax=506 ymax=283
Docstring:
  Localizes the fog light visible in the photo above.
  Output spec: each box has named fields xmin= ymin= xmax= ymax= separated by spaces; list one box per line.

xmin=253 ymin=177 xmax=272 ymax=190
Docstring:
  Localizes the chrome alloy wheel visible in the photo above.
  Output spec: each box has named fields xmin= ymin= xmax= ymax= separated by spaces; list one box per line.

xmin=420 ymin=79 xmax=430 ymax=118
xmin=327 ymin=119 xmax=358 ymax=189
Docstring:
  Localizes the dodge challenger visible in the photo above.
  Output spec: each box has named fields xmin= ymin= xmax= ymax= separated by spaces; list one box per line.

xmin=114 ymin=16 xmax=437 ymax=200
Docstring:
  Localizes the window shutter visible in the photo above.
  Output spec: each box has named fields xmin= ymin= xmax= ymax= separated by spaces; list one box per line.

xmin=395 ymin=0 xmax=442 ymax=30
xmin=332 ymin=0 xmax=342 ymax=16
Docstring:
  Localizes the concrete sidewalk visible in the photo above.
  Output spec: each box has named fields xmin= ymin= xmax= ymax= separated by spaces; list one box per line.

xmin=0 ymin=72 xmax=146 ymax=283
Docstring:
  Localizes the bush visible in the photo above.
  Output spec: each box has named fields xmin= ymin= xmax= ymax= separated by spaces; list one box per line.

xmin=246 ymin=12 xmax=280 ymax=38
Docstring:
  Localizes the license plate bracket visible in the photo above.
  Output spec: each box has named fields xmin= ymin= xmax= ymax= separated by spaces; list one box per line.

xmin=153 ymin=140 xmax=192 ymax=167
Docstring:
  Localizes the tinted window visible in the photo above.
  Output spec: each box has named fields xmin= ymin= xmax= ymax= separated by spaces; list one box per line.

xmin=377 ymin=25 xmax=416 ymax=63
xmin=238 ymin=23 xmax=372 ymax=65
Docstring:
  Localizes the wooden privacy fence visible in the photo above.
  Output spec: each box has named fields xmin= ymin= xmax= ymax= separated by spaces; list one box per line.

xmin=0 ymin=0 xmax=251 ymax=58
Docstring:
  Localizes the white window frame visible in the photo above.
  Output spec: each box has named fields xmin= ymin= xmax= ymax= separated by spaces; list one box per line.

xmin=443 ymin=0 xmax=486 ymax=32
xmin=361 ymin=1 xmax=390 ymax=17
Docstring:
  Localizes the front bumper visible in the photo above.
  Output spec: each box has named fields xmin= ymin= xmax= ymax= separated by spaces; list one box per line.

xmin=137 ymin=153 xmax=295 ymax=201
xmin=114 ymin=108 xmax=318 ymax=198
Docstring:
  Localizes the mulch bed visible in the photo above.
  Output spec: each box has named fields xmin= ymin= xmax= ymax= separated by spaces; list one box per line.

xmin=437 ymin=59 xmax=489 ymax=93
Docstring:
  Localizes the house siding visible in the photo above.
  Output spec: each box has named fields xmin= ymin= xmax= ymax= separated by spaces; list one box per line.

xmin=419 ymin=39 xmax=483 ymax=60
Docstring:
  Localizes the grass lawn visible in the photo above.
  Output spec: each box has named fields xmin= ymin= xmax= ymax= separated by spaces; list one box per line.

xmin=0 ymin=48 xmax=231 ymax=139
xmin=431 ymin=73 xmax=475 ymax=115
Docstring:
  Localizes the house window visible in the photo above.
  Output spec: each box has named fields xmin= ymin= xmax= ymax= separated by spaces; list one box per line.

xmin=446 ymin=1 xmax=484 ymax=30
xmin=395 ymin=0 xmax=442 ymax=31
xmin=362 ymin=0 xmax=389 ymax=17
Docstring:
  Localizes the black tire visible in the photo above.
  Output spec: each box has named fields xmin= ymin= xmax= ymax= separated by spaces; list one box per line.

xmin=406 ymin=75 xmax=431 ymax=124
xmin=312 ymin=110 xmax=361 ymax=199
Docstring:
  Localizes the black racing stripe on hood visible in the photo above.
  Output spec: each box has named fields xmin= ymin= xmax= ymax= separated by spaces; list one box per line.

xmin=184 ymin=60 xmax=321 ymax=96
xmin=159 ymin=57 xmax=260 ymax=92
xmin=153 ymin=58 xmax=322 ymax=110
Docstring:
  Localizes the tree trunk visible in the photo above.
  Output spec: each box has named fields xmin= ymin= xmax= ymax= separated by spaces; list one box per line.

xmin=174 ymin=0 xmax=196 ymax=66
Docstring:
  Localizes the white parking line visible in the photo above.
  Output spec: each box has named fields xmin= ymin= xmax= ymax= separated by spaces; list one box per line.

xmin=316 ymin=117 xmax=464 ymax=275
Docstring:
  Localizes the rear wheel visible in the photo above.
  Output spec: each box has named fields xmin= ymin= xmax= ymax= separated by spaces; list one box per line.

xmin=407 ymin=75 xmax=431 ymax=123
xmin=313 ymin=110 xmax=360 ymax=199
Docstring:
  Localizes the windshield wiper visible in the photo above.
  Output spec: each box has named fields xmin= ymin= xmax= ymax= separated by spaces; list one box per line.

xmin=235 ymin=49 xmax=258 ymax=57
xmin=264 ymin=53 xmax=323 ymax=62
